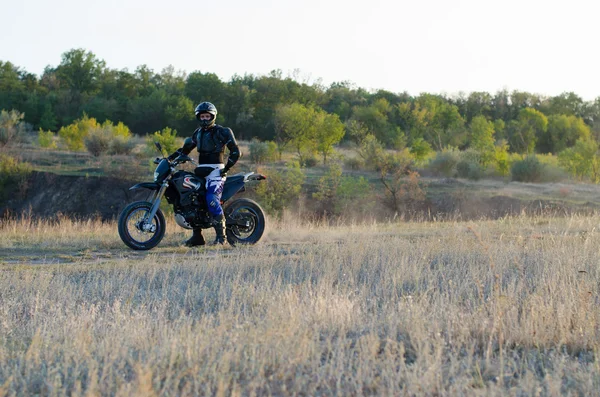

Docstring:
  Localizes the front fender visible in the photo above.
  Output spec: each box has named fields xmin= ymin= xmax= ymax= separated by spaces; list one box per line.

xmin=129 ymin=182 xmax=161 ymax=191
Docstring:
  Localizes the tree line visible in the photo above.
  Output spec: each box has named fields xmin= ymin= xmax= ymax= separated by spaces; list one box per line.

xmin=2 ymin=48 xmax=600 ymax=155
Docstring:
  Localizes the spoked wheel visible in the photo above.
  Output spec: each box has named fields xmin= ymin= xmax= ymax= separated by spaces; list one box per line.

xmin=224 ymin=198 xmax=266 ymax=246
xmin=118 ymin=201 xmax=166 ymax=250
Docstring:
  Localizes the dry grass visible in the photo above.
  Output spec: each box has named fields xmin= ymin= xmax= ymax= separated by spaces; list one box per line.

xmin=1 ymin=214 xmax=600 ymax=395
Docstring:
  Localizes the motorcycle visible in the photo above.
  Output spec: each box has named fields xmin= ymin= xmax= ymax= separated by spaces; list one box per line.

xmin=118 ymin=142 xmax=267 ymax=250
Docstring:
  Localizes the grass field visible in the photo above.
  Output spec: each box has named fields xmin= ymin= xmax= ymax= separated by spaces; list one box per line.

xmin=1 ymin=214 xmax=600 ymax=396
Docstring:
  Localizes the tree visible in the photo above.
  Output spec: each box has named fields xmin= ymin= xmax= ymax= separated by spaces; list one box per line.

xmin=185 ymin=71 xmax=224 ymax=106
xmin=409 ymin=138 xmax=432 ymax=164
xmin=464 ymin=91 xmax=493 ymax=122
xmin=54 ymin=49 xmax=106 ymax=93
xmin=273 ymin=103 xmax=315 ymax=161
xmin=39 ymin=103 xmax=58 ymax=131
xmin=315 ymin=112 xmax=345 ymax=164
xmin=416 ymin=94 xmax=465 ymax=150
xmin=542 ymin=92 xmax=584 ymax=117
xmin=545 ymin=114 xmax=590 ymax=153
xmin=469 ymin=115 xmax=496 ymax=166
xmin=509 ymin=107 xmax=548 ymax=154
xmin=558 ymin=138 xmax=600 ymax=182
xmin=165 ymin=95 xmax=195 ymax=133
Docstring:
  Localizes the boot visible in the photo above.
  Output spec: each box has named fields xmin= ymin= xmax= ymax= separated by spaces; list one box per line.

xmin=184 ymin=228 xmax=205 ymax=247
xmin=211 ymin=214 xmax=226 ymax=245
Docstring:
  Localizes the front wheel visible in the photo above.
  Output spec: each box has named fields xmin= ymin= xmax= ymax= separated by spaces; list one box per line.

xmin=224 ymin=198 xmax=266 ymax=246
xmin=118 ymin=201 xmax=166 ymax=250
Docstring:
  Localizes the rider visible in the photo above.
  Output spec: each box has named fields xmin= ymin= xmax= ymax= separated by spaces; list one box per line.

xmin=169 ymin=101 xmax=241 ymax=246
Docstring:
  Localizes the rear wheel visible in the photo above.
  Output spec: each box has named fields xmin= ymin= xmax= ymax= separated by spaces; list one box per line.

xmin=118 ymin=201 xmax=166 ymax=250
xmin=224 ymin=198 xmax=266 ymax=246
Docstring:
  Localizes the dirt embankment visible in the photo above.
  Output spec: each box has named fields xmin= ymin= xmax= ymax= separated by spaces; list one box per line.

xmin=1 ymin=172 xmax=146 ymax=220
xmin=1 ymin=172 xmax=598 ymax=221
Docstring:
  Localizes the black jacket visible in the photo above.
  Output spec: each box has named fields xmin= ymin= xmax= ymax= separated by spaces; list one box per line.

xmin=179 ymin=125 xmax=241 ymax=170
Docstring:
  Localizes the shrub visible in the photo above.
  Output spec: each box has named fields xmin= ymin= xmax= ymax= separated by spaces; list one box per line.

xmin=379 ymin=149 xmax=415 ymax=175
xmin=58 ymin=114 xmax=99 ymax=151
xmin=249 ymin=139 xmax=278 ymax=164
xmin=313 ymin=163 xmax=343 ymax=204
xmin=336 ymin=175 xmax=372 ymax=214
xmin=109 ymin=135 xmax=135 ymax=155
xmin=456 ymin=160 xmax=483 ymax=180
xmin=147 ymin=127 xmax=179 ymax=155
xmin=0 ymin=109 xmax=26 ymax=146
xmin=313 ymin=162 xmax=373 ymax=215
xmin=344 ymin=156 xmax=364 ymax=170
xmin=427 ymin=149 xmax=460 ymax=177
xmin=511 ymin=156 xmax=543 ymax=182
xmin=85 ymin=127 xmax=111 ymax=156
xmin=558 ymin=138 xmax=600 ymax=182
xmin=38 ymin=129 xmax=57 ymax=149
xmin=0 ymin=154 xmax=32 ymax=202
xmin=254 ymin=161 xmax=306 ymax=216
xmin=84 ymin=121 xmax=135 ymax=156
xmin=301 ymin=155 xmax=319 ymax=168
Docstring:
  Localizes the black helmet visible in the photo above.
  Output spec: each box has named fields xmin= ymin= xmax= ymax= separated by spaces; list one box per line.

xmin=195 ymin=102 xmax=217 ymax=128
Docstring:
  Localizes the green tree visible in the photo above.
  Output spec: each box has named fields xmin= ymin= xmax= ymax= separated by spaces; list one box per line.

xmin=469 ymin=115 xmax=496 ymax=166
xmin=54 ymin=49 xmax=106 ymax=93
xmin=409 ymin=138 xmax=432 ymax=164
xmin=39 ymin=103 xmax=58 ymax=131
xmin=315 ymin=112 xmax=345 ymax=164
xmin=416 ymin=94 xmax=465 ymax=150
xmin=509 ymin=107 xmax=548 ymax=154
xmin=545 ymin=114 xmax=590 ymax=153
xmin=558 ymin=138 xmax=600 ymax=182
xmin=494 ymin=140 xmax=510 ymax=176
xmin=274 ymin=103 xmax=317 ymax=162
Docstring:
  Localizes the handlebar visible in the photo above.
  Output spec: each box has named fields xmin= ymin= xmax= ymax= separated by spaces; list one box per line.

xmin=154 ymin=155 xmax=199 ymax=167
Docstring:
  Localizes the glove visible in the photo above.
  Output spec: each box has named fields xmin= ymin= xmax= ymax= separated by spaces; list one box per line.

xmin=220 ymin=168 xmax=229 ymax=177
xmin=168 ymin=150 xmax=182 ymax=161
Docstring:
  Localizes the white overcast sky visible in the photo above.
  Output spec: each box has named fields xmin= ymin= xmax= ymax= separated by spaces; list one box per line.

xmin=1 ymin=0 xmax=598 ymax=99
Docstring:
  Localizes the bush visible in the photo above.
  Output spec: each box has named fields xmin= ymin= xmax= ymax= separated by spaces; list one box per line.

xmin=58 ymin=114 xmax=100 ymax=151
xmin=301 ymin=155 xmax=319 ymax=168
xmin=379 ymin=149 xmax=415 ymax=175
xmin=344 ymin=156 xmax=364 ymax=170
xmin=336 ymin=175 xmax=373 ymax=214
xmin=83 ymin=120 xmax=135 ymax=156
xmin=109 ymin=135 xmax=135 ymax=155
xmin=0 ymin=154 xmax=32 ymax=202
xmin=147 ymin=127 xmax=179 ymax=155
xmin=511 ymin=156 xmax=543 ymax=182
xmin=85 ymin=127 xmax=111 ymax=156
xmin=254 ymin=161 xmax=306 ymax=216
xmin=456 ymin=160 xmax=483 ymax=180
xmin=313 ymin=162 xmax=374 ymax=215
xmin=38 ymin=129 xmax=57 ymax=149
xmin=427 ymin=149 xmax=460 ymax=177
xmin=249 ymin=139 xmax=278 ymax=164
xmin=0 ymin=109 xmax=26 ymax=146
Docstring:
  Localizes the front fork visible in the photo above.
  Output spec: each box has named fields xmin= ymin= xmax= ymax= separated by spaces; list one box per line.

xmin=141 ymin=182 xmax=168 ymax=231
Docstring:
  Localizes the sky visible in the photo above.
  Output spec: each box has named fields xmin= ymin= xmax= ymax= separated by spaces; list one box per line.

xmin=1 ymin=0 xmax=599 ymax=100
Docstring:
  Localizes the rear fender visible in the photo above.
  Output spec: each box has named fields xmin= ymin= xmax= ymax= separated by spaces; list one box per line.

xmin=221 ymin=172 xmax=266 ymax=202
